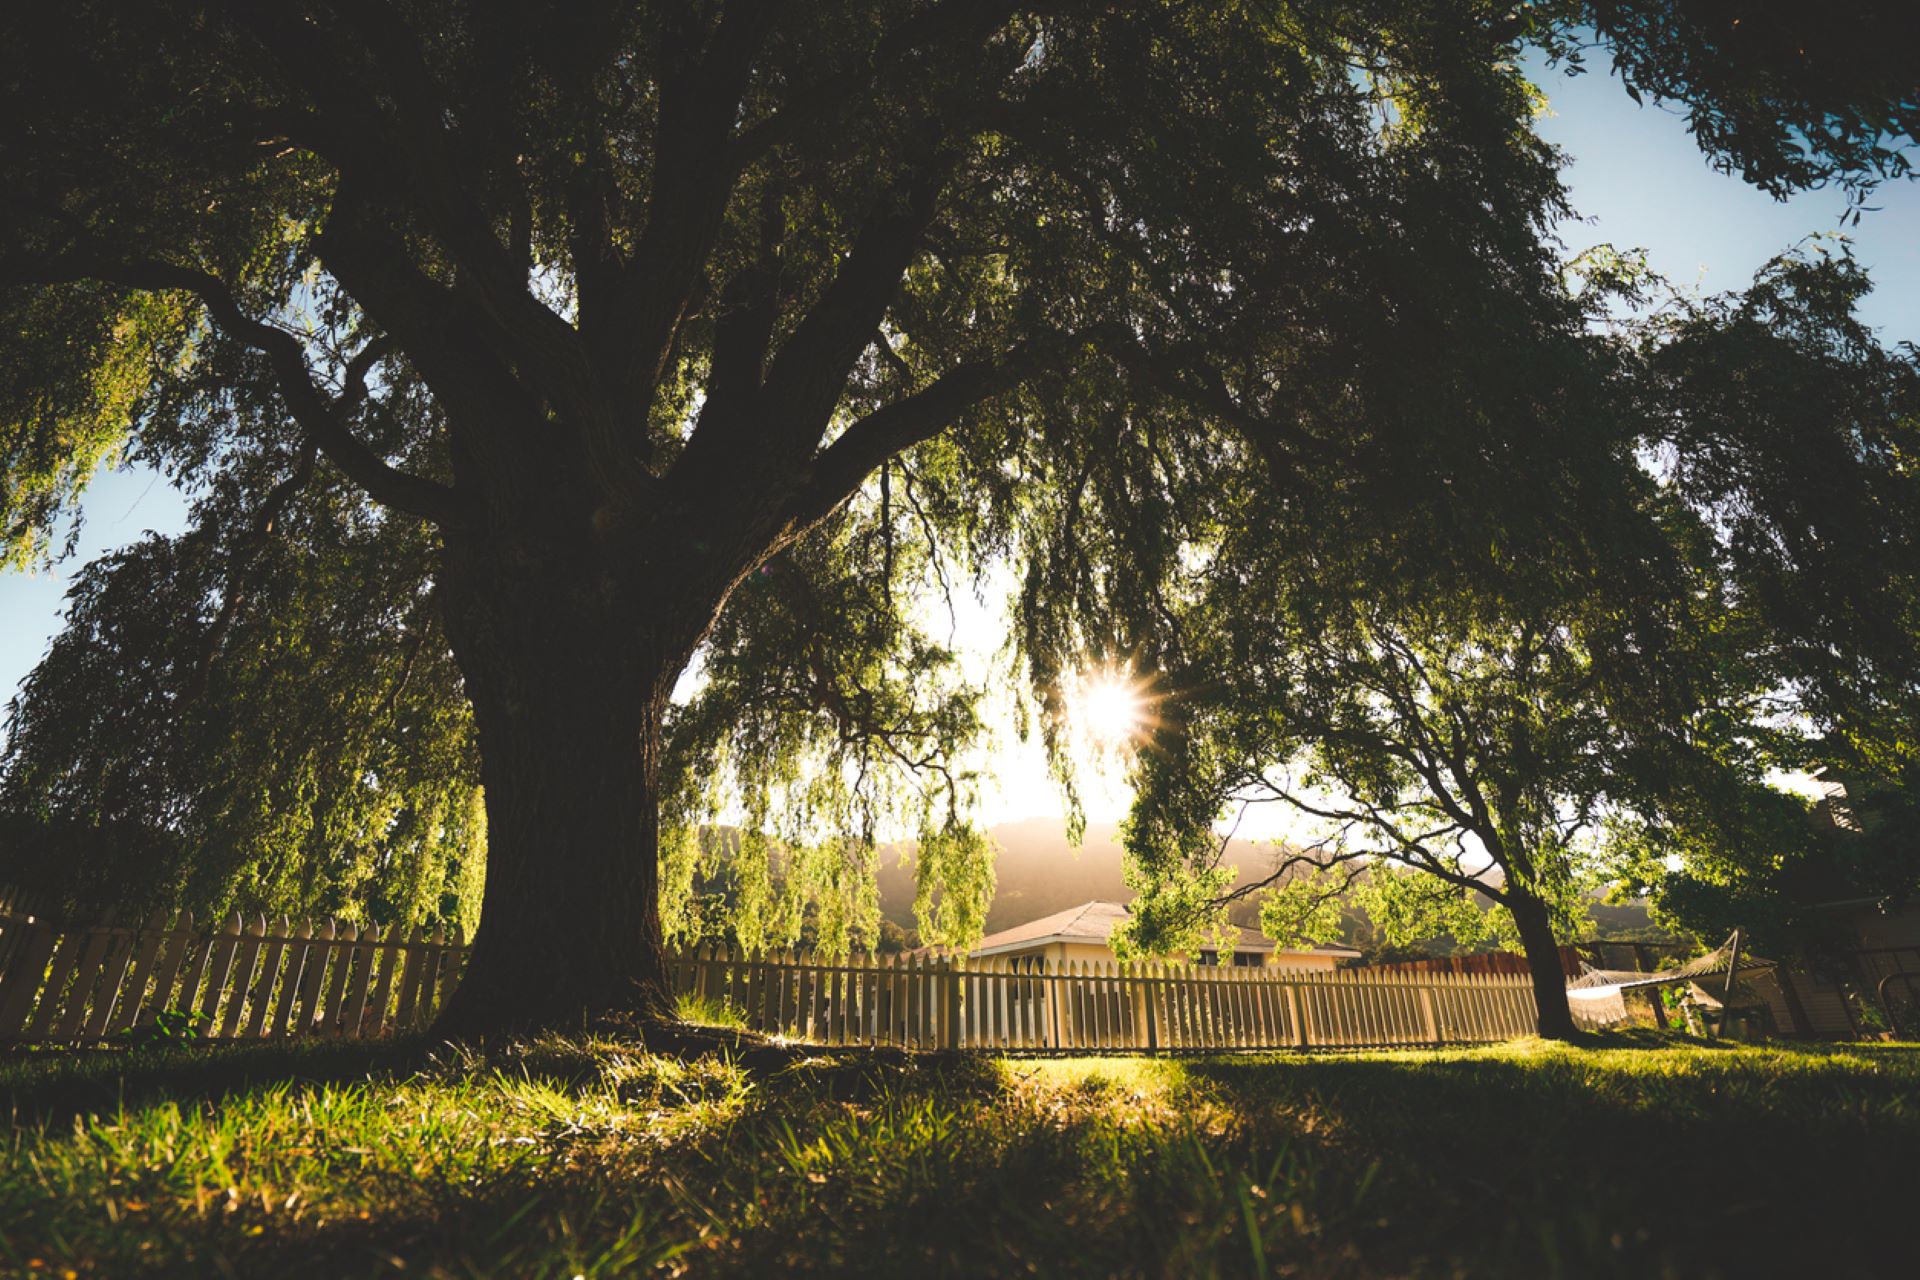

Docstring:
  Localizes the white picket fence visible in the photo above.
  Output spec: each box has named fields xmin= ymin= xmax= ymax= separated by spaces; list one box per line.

xmin=674 ymin=945 xmax=1556 ymax=1051
xmin=0 ymin=907 xmax=464 ymax=1046
xmin=0 ymin=899 xmax=1570 ymax=1050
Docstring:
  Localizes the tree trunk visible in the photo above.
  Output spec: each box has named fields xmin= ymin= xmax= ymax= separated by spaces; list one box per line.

xmin=432 ymin=542 xmax=687 ymax=1038
xmin=1509 ymin=891 xmax=1578 ymax=1041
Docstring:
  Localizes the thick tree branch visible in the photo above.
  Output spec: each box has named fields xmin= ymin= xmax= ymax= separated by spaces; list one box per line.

xmin=221 ymin=4 xmax=635 ymax=499
xmin=621 ymin=0 xmax=780 ymax=394
xmin=703 ymin=182 xmax=788 ymax=417
xmin=1248 ymin=773 xmax=1507 ymax=902
xmin=758 ymin=133 xmax=958 ymax=440
xmin=3 ymin=252 xmax=461 ymax=524
xmin=784 ymin=339 xmax=1059 ymax=532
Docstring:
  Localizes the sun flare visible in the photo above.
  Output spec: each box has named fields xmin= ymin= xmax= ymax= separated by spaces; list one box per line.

xmin=1071 ymin=669 xmax=1150 ymax=748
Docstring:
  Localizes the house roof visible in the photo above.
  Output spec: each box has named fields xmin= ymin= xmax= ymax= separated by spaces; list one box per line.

xmin=969 ymin=900 xmax=1361 ymax=960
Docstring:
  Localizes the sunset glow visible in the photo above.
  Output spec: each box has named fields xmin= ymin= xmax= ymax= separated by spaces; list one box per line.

xmin=1070 ymin=669 xmax=1150 ymax=748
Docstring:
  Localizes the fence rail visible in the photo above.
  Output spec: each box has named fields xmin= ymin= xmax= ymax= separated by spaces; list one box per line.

xmin=1 ymin=904 xmax=1573 ymax=1050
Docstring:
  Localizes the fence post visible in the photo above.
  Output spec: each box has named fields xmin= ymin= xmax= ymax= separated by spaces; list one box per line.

xmin=1418 ymin=984 xmax=1440 ymax=1045
xmin=943 ymin=954 xmax=963 ymax=1049
xmin=1131 ymin=961 xmax=1152 ymax=1050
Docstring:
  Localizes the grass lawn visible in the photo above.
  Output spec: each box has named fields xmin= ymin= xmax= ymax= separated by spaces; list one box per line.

xmin=0 ymin=1031 xmax=1912 ymax=1278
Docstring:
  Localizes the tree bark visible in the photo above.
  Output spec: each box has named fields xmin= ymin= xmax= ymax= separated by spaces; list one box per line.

xmin=1509 ymin=891 xmax=1578 ymax=1041
xmin=431 ymin=537 xmax=686 ymax=1037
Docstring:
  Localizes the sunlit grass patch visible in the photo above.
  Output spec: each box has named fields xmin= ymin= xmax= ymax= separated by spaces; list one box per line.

xmin=673 ymin=991 xmax=748 ymax=1031
xmin=1 ymin=1037 xmax=1914 ymax=1276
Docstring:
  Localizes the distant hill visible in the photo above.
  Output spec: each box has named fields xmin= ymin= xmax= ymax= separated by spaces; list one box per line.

xmin=875 ymin=817 xmax=1663 ymax=943
xmin=875 ymin=817 xmax=1285 ymax=933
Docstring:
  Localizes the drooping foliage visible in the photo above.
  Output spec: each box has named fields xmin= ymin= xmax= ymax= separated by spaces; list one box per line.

xmin=1 ymin=445 xmax=485 ymax=930
xmin=1558 ymin=1 xmax=1920 ymax=202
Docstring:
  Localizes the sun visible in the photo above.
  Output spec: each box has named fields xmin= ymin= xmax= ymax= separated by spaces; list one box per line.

xmin=1071 ymin=669 xmax=1150 ymax=748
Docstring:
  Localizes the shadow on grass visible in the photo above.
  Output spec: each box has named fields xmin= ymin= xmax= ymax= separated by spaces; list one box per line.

xmin=0 ymin=1038 xmax=438 ymax=1126
xmin=1177 ymin=1043 xmax=1919 ymax=1278
xmin=0 ymin=1020 xmax=967 ymax=1126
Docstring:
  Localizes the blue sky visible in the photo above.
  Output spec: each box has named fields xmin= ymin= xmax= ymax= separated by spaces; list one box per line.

xmin=2 ymin=54 xmax=1915 ymax=829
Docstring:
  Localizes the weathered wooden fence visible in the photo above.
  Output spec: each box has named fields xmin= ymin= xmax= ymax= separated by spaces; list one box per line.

xmin=674 ymin=946 xmax=1557 ymax=1050
xmin=0 ymin=908 xmax=464 ymax=1046
xmin=1 ymin=903 xmax=1570 ymax=1050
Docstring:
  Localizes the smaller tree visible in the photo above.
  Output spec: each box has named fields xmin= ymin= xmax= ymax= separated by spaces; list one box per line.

xmin=1110 ymin=246 xmax=1920 ymax=1041
xmin=1136 ymin=586 xmax=1642 ymax=1038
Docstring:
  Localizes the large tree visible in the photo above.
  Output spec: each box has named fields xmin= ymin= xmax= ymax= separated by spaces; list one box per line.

xmin=2 ymin=2 xmax=1914 ymax=1035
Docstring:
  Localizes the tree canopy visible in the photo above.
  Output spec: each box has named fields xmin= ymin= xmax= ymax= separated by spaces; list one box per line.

xmin=2 ymin=1 xmax=1915 ymax=1034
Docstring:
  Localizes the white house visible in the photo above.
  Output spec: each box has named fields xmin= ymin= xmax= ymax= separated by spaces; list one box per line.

xmin=968 ymin=900 xmax=1359 ymax=971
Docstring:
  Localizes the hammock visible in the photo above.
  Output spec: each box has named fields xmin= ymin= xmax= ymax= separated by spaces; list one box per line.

xmin=1564 ymin=934 xmax=1771 ymax=1029
xmin=1566 ymin=933 xmax=1771 ymax=992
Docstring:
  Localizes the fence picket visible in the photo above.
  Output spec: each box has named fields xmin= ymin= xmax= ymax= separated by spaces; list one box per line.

xmin=392 ymin=925 xmax=430 ymax=1032
xmin=861 ymin=952 xmax=875 ymax=1045
xmin=290 ymin=919 xmax=335 ymax=1036
xmin=799 ymin=948 xmax=814 ymax=1040
xmin=24 ymin=926 xmax=96 ymax=1042
xmin=270 ymin=920 xmax=315 ymax=1038
xmin=106 ymin=909 xmax=172 ymax=1037
xmin=244 ymin=916 xmax=293 ymax=1040
xmin=1090 ymin=959 xmax=1105 ymax=1051
xmin=361 ymin=921 xmax=405 ymax=1038
xmin=0 ymin=922 xmax=55 ymax=1038
xmin=743 ymin=948 xmax=764 ymax=1036
xmin=316 ymin=922 xmax=357 ymax=1034
xmin=1255 ymin=967 xmax=1280 ymax=1044
xmin=340 ymin=924 xmax=382 ymax=1037
xmin=217 ymin=916 xmax=268 ymax=1040
xmin=766 ymin=948 xmax=785 ymax=1036
xmin=52 ymin=917 xmax=123 ymax=1044
xmin=194 ymin=913 xmax=245 ymax=1037
xmin=1067 ymin=959 xmax=1082 ymax=1051
xmin=435 ymin=925 xmax=465 ymax=1018
xmin=921 ymin=951 xmax=936 ymax=1051
xmin=414 ymin=925 xmax=449 ymax=1030
xmin=828 ymin=949 xmax=847 ymax=1047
